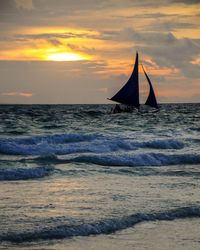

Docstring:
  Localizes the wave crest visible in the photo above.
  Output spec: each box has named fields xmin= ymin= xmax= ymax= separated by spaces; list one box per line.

xmin=1 ymin=206 xmax=199 ymax=242
xmin=0 ymin=133 xmax=184 ymax=156
xmin=66 ymin=152 xmax=200 ymax=166
xmin=0 ymin=166 xmax=54 ymax=181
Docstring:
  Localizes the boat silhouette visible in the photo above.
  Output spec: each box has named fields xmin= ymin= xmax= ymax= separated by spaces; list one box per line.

xmin=109 ymin=52 xmax=158 ymax=113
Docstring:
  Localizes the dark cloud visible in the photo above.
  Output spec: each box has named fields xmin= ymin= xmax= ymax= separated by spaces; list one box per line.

xmin=0 ymin=0 xmax=35 ymax=24
xmin=112 ymin=12 xmax=198 ymax=33
xmin=139 ymin=36 xmax=200 ymax=78
xmin=0 ymin=0 xmax=34 ymax=12
xmin=0 ymin=0 xmax=17 ymax=22
xmin=149 ymin=20 xmax=197 ymax=32
xmin=67 ymin=43 xmax=97 ymax=55
xmin=0 ymin=0 xmax=16 ymax=12
xmin=104 ymin=28 xmax=200 ymax=78
xmin=33 ymin=0 xmax=111 ymax=14
xmin=113 ymin=13 xmax=177 ymax=19
xmin=15 ymin=31 xmax=100 ymax=41
xmin=1 ymin=0 xmax=199 ymax=30
xmin=47 ymin=39 xmax=62 ymax=46
xmin=172 ymin=0 xmax=200 ymax=4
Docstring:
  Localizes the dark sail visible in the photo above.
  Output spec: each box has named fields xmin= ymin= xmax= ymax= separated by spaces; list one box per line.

xmin=110 ymin=52 xmax=139 ymax=108
xmin=141 ymin=64 xmax=158 ymax=109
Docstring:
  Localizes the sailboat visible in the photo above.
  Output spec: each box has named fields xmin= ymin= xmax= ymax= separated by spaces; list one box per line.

xmin=109 ymin=52 xmax=158 ymax=113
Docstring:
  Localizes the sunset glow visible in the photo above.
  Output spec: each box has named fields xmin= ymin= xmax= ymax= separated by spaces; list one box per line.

xmin=0 ymin=0 xmax=200 ymax=103
xmin=1 ymin=92 xmax=33 ymax=97
xmin=47 ymin=53 xmax=88 ymax=61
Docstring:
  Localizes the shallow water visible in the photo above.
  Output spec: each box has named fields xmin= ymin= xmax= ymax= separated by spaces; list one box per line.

xmin=0 ymin=104 xmax=199 ymax=249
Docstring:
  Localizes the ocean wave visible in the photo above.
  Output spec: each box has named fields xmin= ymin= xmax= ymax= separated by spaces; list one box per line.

xmin=1 ymin=206 xmax=199 ymax=243
xmin=143 ymin=139 xmax=184 ymax=149
xmin=0 ymin=166 xmax=54 ymax=181
xmin=65 ymin=152 xmax=200 ymax=166
xmin=0 ymin=133 xmax=184 ymax=155
xmin=188 ymin=127 xmax=200 ymax=132
xmin=0 ymin=133 xmax=99 ymax=146
xmin=0 ymin=133 xmax=101 ymax=155
xmin=79 ymin=109 xmax=106 ymax=117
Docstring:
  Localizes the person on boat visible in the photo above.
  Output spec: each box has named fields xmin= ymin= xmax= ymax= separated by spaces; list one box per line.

xmin=113 ymin=104 xmax=134 ymax=113
xmin=113 ymin=104 xmax=122 ymax=113
xmin=124 ymin=105 xmax=134 ymax=113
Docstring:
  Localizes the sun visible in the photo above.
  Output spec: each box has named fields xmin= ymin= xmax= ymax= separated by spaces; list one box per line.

xmin=47 ymin=52 xmax=87 ymax=61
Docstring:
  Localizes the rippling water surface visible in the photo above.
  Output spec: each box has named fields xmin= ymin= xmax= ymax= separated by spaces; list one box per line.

xmin=0 ymin=104 xmax=199 ymax=249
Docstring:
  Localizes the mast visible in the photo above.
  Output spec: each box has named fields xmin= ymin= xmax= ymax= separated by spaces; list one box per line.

xmin=141 ymin=63 xmax=158 ymax=109
xmin=110 ymin=52 xmax=140 ymax=108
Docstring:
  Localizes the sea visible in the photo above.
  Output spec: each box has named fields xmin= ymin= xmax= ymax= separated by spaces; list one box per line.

xmin=0 ymin=104 xmax=199 ymax=250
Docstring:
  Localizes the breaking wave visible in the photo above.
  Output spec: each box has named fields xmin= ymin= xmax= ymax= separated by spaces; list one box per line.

xmin=65 ymin=152 xmax=200 ymax=166
xmin=0 ymin=166 xmax=54 ymax=181
xmin=0 ymin=133 xmax=100 ymax=155
xmin=1 ymin=206 xmax=199 ymax=243
xmin=0 ymin=133 xmax=184 ymax=156
xmin=0 ymin=133 xmax=99 ymax=145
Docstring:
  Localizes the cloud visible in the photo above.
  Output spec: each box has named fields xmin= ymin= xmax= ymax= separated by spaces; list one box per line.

xmin=0 ymin=0 xmax=200 ymax=103
xmin=67 ymin=43 xmax=97 ymax=55
xmin=105 ymin=28 xmax=200 ymax=78
xmin=0 ymin=0 xmax=34 ymax=12
xmin=172 ymin=0 xmax=200 ymax=4
xmin=114 ymin=12 xmax=178 ymax=20
xmin=97 ymin=87 xmax=108 ymax=93
xmin=0 ymin=0 xmax=16 ymax=12
xmin=1 ymin=92 xmax=33 ymax=97
xmin=47 ymin=39 xmax=62 ymax=46
xmin=14 ymin=31 xmax=100 ymax=41
xmin=15 ymin=0 xmax=34 ymax=10
xmin=146 ymin=18 xmax=198 ymax=32
xmin=0 ymin=56 xmax=199 ymax=104
xmin=0 ymin=61 xmax=114 ymax=104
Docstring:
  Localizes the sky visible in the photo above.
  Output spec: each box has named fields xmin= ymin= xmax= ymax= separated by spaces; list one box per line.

xmin=0 ymin=0 xmax=200 ymax=104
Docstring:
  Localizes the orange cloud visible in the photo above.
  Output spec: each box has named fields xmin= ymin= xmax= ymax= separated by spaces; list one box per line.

xmin=191 ymin=57 xmax=200 ymax=65
xmin=0 ymin=48 xmax=91 ymax=61
xmin=97 ymin=88 xmax=108 ymax=93
xmin=1 ymin=92 xmax=33 ymax=97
